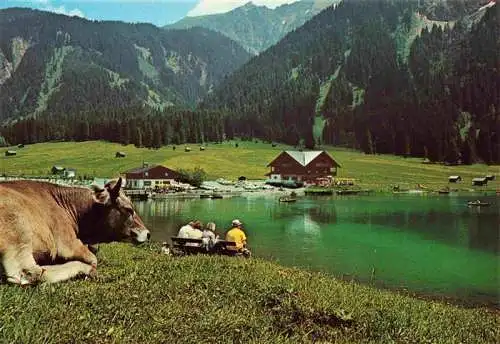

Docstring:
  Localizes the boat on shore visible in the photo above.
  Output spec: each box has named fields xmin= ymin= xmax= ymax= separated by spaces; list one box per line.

xmin=279 ymin=196 xmax=297 ymax=203
xmin=200 ymin=193 xmax=223 ymax=199
xmin=467 ymin=200 xmax=490 ymax=207
xmin=337 ymin=189 xmax=373 ymax=195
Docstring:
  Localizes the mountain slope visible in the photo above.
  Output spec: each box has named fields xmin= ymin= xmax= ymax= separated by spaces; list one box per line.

xmin=0 ymin=8 xmax=251 ymax=121
xmin=202 ymin=0 xmax=499 ymax=163
xmin=165 ymin=0 xmax=338 ymax=54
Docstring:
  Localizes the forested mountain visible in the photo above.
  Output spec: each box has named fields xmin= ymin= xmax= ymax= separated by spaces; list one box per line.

xmin=0 ymin=8 xmax=251 ymax=121
xmin=202 ymin=0 xmax=499 ymax=163
xmin=165 ymin=1 xmax=337 ymax=54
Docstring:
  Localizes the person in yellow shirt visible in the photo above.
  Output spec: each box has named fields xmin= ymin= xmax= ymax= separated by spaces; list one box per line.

xmin=225 ymin=219 xmax=250 ymax=256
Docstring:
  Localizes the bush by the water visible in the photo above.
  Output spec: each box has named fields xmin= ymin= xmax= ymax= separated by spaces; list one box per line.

xmin=177 ymin=167 xmax=207 ymax=187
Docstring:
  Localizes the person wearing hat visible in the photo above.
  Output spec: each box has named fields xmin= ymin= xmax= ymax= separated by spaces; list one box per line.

xmin=225 ymin=219 xmax=248 ymax=255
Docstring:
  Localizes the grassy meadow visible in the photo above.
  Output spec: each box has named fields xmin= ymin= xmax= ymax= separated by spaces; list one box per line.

xmin=1 ymin=141 xmax=499 ymax=342
xmin=1 ymin=140 xmax=498 ymax=192
xmin=0 ymin=243 xmax=498 ymax=344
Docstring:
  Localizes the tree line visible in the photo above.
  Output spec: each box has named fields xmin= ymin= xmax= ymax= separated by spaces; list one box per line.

xmin=0 ymin=106 xmax=236 ymax=148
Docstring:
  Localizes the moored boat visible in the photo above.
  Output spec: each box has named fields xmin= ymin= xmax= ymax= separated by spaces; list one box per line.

xmin=467 ymin=200 xmax=490 ymax=207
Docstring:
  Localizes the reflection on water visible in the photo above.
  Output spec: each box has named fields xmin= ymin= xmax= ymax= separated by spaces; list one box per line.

xmin=134 ymin=194 xmax=499 ymax=306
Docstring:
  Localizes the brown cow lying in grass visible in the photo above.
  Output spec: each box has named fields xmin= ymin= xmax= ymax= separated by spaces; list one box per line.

xmin=0 ymin=177 xmax=150 ymax=285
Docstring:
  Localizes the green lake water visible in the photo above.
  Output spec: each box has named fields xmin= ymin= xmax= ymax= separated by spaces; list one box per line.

xmin=134 ymin=194 xmax=499 ymax=306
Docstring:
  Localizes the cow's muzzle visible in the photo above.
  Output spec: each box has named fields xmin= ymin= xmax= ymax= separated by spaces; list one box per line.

xmin=131 ymin=228 xmax=150 ymax=243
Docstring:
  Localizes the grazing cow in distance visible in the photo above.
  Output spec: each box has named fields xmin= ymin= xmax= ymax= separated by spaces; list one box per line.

xmin=0 ymin=177 xmax=150 ymax=285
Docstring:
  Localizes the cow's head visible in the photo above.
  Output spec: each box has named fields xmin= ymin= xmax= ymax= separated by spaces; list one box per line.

xmin=91 ymin=178 xmax=150 ymax=244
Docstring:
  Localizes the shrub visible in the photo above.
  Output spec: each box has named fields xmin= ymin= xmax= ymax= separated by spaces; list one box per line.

xmin=178 ymin=167 xmax=207 ymax=188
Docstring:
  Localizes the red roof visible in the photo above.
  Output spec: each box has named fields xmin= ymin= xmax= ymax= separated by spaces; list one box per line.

xmin=267 ymin=150 xmax=341 ymax=168
xmin=124 ymin=165 xmax=180 ymax=180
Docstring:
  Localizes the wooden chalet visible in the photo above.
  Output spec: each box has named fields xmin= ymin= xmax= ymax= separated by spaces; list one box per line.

xmin=51 ymin=165 xmax=65 ymax=174
xmin=448 ymin=175 xmax=462 ymax=183
xmin=123 ymin=164 xmax=180 ymax=190
xmin=472 ymin=177 xmax=488 ymax=186
xmin=266 ymin=150 xmax=341 ymax=185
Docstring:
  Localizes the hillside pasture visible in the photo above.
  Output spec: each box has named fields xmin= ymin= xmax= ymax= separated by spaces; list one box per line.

xmin=0 ymin=141 xmax=498 ymax=192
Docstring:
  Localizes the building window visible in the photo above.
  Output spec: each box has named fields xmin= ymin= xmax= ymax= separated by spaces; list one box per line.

xmin=164 ymin=172 xmax=168 ymax=177
xmin=144 ymin=172 xmax=149 ymax=177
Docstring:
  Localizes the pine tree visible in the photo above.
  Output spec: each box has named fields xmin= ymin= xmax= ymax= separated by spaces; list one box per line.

xmin=134 ymin=127 xmax=143 ymax=148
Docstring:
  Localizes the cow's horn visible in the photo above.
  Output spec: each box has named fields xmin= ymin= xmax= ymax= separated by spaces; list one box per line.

xmin=111 ymin=177 xmax=122 ymax=197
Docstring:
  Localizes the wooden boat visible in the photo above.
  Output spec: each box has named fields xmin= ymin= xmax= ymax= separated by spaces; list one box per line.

xmin=438 ymin=190 xmax=450 ymax=194
xmin=467 ymin=200 xmax=490 ymax=207
xmin=279 ymin=197 xmax=297 ymax=203
xmin=200 ymin=194 xmax=212 ymax=199
xmin=211 ymin=194 xmax=223 ymax=199
xmin=337 ymin=189 xmax=372 ymax=195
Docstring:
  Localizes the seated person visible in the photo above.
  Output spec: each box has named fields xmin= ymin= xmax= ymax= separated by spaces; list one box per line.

xmin=177 ymin=220 xmax=203 ymax=246
xmin=225 ymin=219 xmax=250 ymax=256
xmin=201 ymin=222 xmax=218 ymax=251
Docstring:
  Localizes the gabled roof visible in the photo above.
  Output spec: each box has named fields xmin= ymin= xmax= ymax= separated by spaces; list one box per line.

xmin=123 ymin=165 xmax=160 ymax=174
xmin=268 ymin=150 xmax=341 ymax=168
xmin=472 ymin=177 xmax=487 ymax=181
xmin=285 ymin=151 xmax=324 ymax=166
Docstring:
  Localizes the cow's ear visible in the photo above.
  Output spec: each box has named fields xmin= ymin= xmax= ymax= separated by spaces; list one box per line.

xmin=92 ymin=185 xmax=110 ymax=204
xmin=110 ymin=177 xmax=123 ymax=200
xmin=91 ymin=184 xmax=104 ymax=193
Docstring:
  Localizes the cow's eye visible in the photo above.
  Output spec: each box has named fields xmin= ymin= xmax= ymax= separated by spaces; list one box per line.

xmin=124 ymin=207 xmax=134 ymax=216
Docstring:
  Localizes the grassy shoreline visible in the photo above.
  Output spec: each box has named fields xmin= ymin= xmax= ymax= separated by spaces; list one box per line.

xmin=1 ymin=140 xmax=499 ymax=192
xmin=0 ymin=243 xmax=498 ymax=343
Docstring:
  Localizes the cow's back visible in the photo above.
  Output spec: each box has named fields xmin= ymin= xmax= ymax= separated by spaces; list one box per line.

xmin=0 ymin=181 xmax=71 ymax=259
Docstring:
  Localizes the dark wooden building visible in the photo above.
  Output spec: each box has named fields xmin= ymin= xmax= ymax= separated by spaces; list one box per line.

xmin=472 ymin=177 xmax=488 ymax=186
xmin=266 ymin=151 xmax=341 ymax=185
xmin=123 ymin=164 xmax=180 ymax=189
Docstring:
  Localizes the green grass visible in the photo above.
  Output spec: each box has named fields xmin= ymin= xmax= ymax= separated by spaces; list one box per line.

xmin=1 ymin=142 xmax=498 ymax=342
xmin=0 ymin=244 xmax=497 ymax=344
xmin=1 ymin=140 xmax=499 ymax=192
